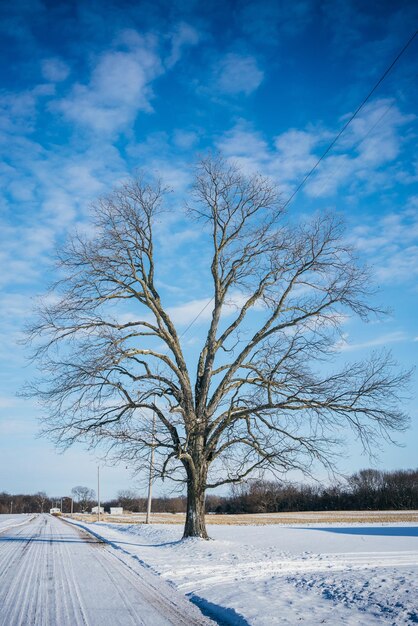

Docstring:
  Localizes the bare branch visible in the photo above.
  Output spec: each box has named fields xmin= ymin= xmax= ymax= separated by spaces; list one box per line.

xmin=24 ymin=157 xmax=411 ymax=539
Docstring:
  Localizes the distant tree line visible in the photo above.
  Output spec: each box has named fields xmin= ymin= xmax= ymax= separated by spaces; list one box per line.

xmin=0 ymin=489 xmax=96 ymax=514
xmin=108 ymin=469 xmax=418 ymax=513
xmin=106 ymin=490 xmax=187 ymax=514
xmin=0 ymin=491 xmax=55 ymax=514
xmin=1 ymin=469 xmax=417 ymax=514
xmin=207 ymin=468 xmax=418 ymax=514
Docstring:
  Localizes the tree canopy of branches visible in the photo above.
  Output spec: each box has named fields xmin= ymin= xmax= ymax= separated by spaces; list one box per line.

xmin=71 ymin=485 xmax=96 ymax=513
xmin=27 ymin=156 xmax=410 ymax=538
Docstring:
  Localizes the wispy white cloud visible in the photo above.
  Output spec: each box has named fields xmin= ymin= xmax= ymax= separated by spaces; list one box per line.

xmin=375 ymin=246 xmax=418 ymax=284
xmin=126 ymin=131 xmax=196 ymax=193
xmin=0 ymin=294 xmax=37 ymax=319
xmin=0 ymin=419 xmax=31 ymax=437
xmin=167 ymin=292 xmax=263 ymax=326
xmin=306 ymin=100 xmax=415 ymax=198
xmin=53 ymin=23 xmax=200 ymax=136
xmin=0 ymin=135 xmax=128 ymax=290
xmin=214 ymin=53 xmax=264 ymax=96
xmin=217 ymin=99 xmax=415 ymax=198
xmin=0 ymin=220 xmax=56 ymax=288
xmin=334 ymin=330 xmax=408 ymax=352
xmin=41 ymin=57 xmax=70 ymax=82
xmin=168 ymin=297 xmax=213 ymax=325
xmin=217 ymin=122 xmax=271 ymax=177
xmin=0 ymin=396 xmax=21 ymax=409
xmin=166 ymin=22 xmax=200 ymax=68
xmin=173 ymin=129 xmax=199 ymax=150
xmin=217 ymin=107 xmax=418 ymax=291
xmin=0 ymin=84 xmax=55 ymax=135
xmin=55 ymin=32 xmax=163 ymax=134
xmin=349 ymin=201 xmax=418 ymax=284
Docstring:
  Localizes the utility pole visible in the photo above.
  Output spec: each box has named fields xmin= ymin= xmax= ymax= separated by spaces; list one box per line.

xmin=146 ymin=408 xmax=156 ymax=524
xmin=97 ymin=466 xmax=101 ymax=522
xmin=62 ymin=496 xmax=72 ymax=516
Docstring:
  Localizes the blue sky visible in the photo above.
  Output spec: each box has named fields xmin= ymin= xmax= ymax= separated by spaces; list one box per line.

xmin=0 ymin=0 xmax=417 ymax=499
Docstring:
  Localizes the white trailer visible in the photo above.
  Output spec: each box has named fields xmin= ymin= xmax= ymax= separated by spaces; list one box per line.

xmin=110 ymin=507 xmax=123 ymax=515
xmin=50 ymin=507 xmax=61 ymax=515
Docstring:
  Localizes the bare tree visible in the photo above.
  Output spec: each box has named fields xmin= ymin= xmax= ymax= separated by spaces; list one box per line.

xmin=34 ymin=491 xmax=49 ymax=513
xmin=71 ymin=486 xmax=95 ymax=513
xmin=116 ymin=489 xmax=145 ymax=512
xmin=27 ymin=156 xmax=410 ymax=538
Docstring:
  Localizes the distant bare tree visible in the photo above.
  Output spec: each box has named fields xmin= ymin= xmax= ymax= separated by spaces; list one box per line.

xmin=116 ymin=489 xmax=145 ymax=512
xmin=27 ymin=156 xmax=410 ymax=538
xmin=34 ymin=491 xmax=49 ymax=513
xmin=71 ymin=486 xmax=95 ymax=513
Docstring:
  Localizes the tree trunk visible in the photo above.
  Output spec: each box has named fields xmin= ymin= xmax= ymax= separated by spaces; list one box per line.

xmin=183 ymin=465 xmax=209 ymax=539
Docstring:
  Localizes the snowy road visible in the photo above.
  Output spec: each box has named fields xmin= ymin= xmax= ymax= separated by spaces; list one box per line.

xmin=0 ymin=514 xmax=212 ymax=626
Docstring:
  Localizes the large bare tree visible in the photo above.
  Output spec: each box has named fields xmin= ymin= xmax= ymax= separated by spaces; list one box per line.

xmin=27 ymin=156 xmax=409 ymax=538
xmin=71 ymin=486 xmax=96 ymax=513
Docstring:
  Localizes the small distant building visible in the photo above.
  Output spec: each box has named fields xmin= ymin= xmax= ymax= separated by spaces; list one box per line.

xmin=91 ymin=506 xmax=105 ymax=514
xmin=50 ymin=507 xmax=61 ymax=515
xmin=110 ymin=507 xmax=123 ymax=515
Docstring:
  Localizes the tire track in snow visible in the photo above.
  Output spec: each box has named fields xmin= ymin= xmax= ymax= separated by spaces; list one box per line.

xmin=0 ymin=514 xmax=213 ymax=626
xmin=0 ymin=516 xmax=45 ymax=625
xmin=61 ymin=540 xmax=90 ymax=626
xmin=19 ymin=517 xmax=48 ymax=625
xmin=52 ymin=519 xmax=88 ymax=626
xmin=0 ymin=521 xmax=34 ymax=581
xmin=97 ymin=545 xmax=199 ymax=626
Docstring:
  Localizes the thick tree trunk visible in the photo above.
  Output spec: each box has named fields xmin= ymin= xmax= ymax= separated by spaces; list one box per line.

xmin=183 ymin=481 xmax=208 ymax=539
xmin=183 ymin=461 xmax=209 ymax=539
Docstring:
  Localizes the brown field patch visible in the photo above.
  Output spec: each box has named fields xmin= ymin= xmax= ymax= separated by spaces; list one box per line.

xmin=68 ymin=510 xmax=418 ymax=525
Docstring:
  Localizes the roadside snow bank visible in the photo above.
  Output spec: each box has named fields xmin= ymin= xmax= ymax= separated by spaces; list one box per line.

xmin=68 ymin=519 xmax=418 ymax=625
xmin=0 ymin=514 xmax=34 ymax=533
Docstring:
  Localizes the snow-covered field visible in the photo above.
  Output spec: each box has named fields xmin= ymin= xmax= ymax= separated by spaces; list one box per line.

xmin=72 ymin=510 xmax=418 ymax=525
xmin=70 ymin=519 xmax=418 ymax=625
xmin=0 ymin=514 xmax=33 ymax=533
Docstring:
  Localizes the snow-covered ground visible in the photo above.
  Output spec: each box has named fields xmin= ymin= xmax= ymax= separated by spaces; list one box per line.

xmin=0 ymin=514 xmax=33 ymax=533
xmin=69 ymin=519 xmax=418 ymax=625
xmin=0 ymin=514 xmax=211 ymax=626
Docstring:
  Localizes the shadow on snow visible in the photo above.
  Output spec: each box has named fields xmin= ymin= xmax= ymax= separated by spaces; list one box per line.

xmin=299 ymin=526 xmax=418 ymax=537
xmin=0 ymin=535 xmax=182 ymax=547
xmin=0 ymin=536 xmax=99 ymax=544
xmin=188 ymin=594 xmax=251 ymax=626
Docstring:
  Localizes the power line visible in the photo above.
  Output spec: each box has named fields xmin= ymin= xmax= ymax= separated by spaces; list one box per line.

xmin=309 ymin=97 xmax=397 ymax=198
xmin=177 ymin=28 xmax=418 ymax=337
xmin=145 ymin=30 xmax=416 ymax=502
xmin=179 ymin=299 xmax=213 ymax=340
xmin=158 ymin=299 xmax=213 ymax=358
xmin=282 ymin=29 xmax=417 ymax=209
